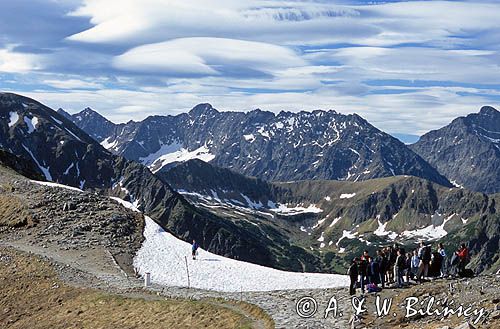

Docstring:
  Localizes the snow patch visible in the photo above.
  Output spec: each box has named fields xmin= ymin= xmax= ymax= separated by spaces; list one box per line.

xmin=140 ymin=142 xmax=215 ymax=172
xmin=374 ymin=220 xmax=398 ymax=240
xmin=23 ymin=116 xmax=38 ymax=133
xmin=101 ymin=137 xmax=119 ymax=150
xmin=335 ymin=230 xmax=358 ymax=247
xmin=312 ymin=217 xmax=327 ymax=229
xmin=329 ymin=217 xmax=342 ymax=228
xmin=243 ymin=134 xmax=256 ymax=142
xmin=8 ymin=112 xmax=19 ymax=127
xmin=22 ymin=145 xmax=52 ymax=181
xmin=339 ymin=193 xmax=356 ymax=199
xmin=402 ymin=214 xmax=455 ymax=240
xmin=450 ymin=180 xmax=464 ymax=189
xmin=269 ymin=203 xmax=322 ymax=215
xmin=30 ymin=180 xmax=83 ymax=193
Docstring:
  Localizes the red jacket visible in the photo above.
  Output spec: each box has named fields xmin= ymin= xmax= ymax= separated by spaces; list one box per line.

xmin=457 ymin=248 xmax=468 ymax=260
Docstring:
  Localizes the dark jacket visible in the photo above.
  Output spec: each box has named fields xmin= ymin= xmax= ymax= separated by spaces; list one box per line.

xmin=357 ymin=259 xmax=368 ymax=276
xmin=348 ymin=263 xmax=358 ymax=278
xmin=396 ymin=255 xmax=406 ymax=270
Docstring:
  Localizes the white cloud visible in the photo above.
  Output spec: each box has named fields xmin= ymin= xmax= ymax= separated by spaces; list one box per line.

xmin=43 ymin=78 xmax=103 ymax=89
xmin=306 ymin=46 xmax=500 ymax=84
xmin=1 ymin=0 xmax=499 ymax=137
xmin=0 ymin=46 xmax=43 ymax=73
xmin=67 ymin=0 xmax=500 ymax=48
xmin=113 ymin=37 xmax=306 ymax=76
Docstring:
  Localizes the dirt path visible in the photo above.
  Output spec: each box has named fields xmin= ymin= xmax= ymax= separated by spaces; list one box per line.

xmin=1 ymin=237 xmax=351 ymax=328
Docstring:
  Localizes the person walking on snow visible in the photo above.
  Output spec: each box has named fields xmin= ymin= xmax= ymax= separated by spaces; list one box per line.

xmin=192 ymin=240 xmax=199 ymax=260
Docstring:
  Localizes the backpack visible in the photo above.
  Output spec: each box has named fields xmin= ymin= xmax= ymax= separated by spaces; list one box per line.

xmin=367 ymin=283 xmax=381 ymax=293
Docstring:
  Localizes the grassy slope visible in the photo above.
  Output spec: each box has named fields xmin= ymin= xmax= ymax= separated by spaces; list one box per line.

xmin=0 ymin=247 xmax=272 ymax=329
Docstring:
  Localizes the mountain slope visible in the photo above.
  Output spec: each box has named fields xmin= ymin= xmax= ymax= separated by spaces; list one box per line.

xmin=0 ymin=92 xmax=326 ymax=272
xmin=68 ymin=104 xmax=451 ymax=186
xmin=161 ymin=159 xmax=500 ymax=274
xmin=0 ymin=148 xmax=44 ymax=180
xmin=411 ymin=106 xmax=500 ymax=194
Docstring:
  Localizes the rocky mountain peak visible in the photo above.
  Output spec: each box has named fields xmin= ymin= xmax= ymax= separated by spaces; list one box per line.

xmin=188 ymin=103 xmax=218 ymax=117
xmin=63 ymin=100 xmax=450 ymax=186
xmin=81 ymin=107 xmax=98 ymax=115
xmin=69 ymin=107 xmax=116 ymax=142
xmin=479 ymin=105 xmax=499 ymax=116
xmin=75 ymin=107 xmax=108 ymax=121
xmin=411 ymin=106 xmax=500 ymax=194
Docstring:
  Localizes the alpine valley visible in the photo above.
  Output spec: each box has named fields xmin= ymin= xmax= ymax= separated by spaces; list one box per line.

xmin=1 ymin=92 xmax=499 ymax=276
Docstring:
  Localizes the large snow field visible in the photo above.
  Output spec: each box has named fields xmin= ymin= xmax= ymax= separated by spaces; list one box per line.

xmin=110 ymin=197 xmax=348 ymax=292
xmin=133 ymin=216 xmax=349 ymax=292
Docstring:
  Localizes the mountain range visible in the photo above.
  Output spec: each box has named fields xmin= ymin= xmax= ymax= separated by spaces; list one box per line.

xmin=1 ymin=92 xmax=499 ymax=274
xmin=59 ymin=104 xmax=451 ymax=187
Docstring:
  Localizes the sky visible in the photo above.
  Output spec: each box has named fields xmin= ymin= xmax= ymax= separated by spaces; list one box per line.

xmin=0 ymin=0 xmax=499 ymax=136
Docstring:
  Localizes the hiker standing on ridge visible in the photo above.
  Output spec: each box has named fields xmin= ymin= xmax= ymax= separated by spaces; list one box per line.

xmin=348 ymin=258 xmax=359 ymax=296
xmin=375 ymin=250 xmax=386 ymax=288
xmin=411 ymin=249 xmax=419 ymax=280
xmin=438 ymin=243 xmax=447 ymax=277
xmin=192 ymin=239 xmax=200 ymax=260
xmin=416 ymin=241 xmax=431 ymax=282
xmin=456 ymin=243 xmax=469 ymax=274
xmin=358 ymin=252 xmax=368 ymax=294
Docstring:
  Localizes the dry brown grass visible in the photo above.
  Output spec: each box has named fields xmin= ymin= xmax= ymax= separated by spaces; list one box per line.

xmin=0 ymin=247 xmax=258 ymax=329
xmin=0 ymin=195 xmax=32 ymax=227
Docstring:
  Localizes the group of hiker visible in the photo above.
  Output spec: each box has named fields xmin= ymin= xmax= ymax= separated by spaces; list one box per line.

xmin=347 ymin=242 xmax=471 ymax=295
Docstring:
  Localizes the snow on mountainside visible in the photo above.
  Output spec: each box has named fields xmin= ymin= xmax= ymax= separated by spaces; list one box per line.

xmin=112 ymin=197 xmax=349 ymax=292
xmin=66 ymin=104 xmax=450 ymax=186
xmin=138 ymin=141 xmax=215 ymax=173
xmin=412 ymin=106 xmax=500 ymax=194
